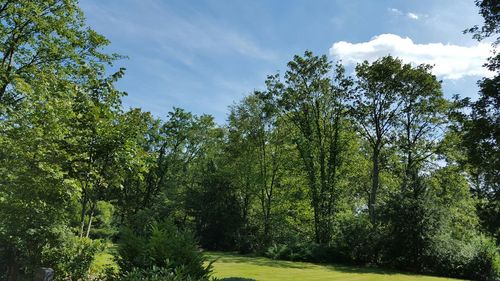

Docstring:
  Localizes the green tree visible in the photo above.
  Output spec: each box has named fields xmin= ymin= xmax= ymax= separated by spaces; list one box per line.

xmin=0 ymin=0 xmax=115 ymax=105
xmin=268 ymin=51 xmax=352 ymax=244
xmin=227 ymin=92 xmax=288 ymax=248
xmin=0 ymin=72 xmax=79 ymax=280
xmin=461 ymin=0 xmax=499 ymax=240
xmin=352 ymin=56 xmax=406 ymax=223
xmin=396 ymin=63 xmax=448 ymax=195
xmin=384 ymin=62 xmax=451 ymax=269
xmin=186 ymin=161 xmax=243 ymax=250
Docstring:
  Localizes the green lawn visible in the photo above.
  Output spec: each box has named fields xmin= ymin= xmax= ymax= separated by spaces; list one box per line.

xmin=206 ymin=252 xmax=465 ymax=281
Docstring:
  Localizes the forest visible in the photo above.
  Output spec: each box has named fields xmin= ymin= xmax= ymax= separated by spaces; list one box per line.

xmin=0 ymin=0 xmax=498 ymax=281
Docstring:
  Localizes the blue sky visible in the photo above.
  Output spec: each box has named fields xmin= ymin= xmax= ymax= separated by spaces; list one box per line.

xmin=81 ymin=0 xmax=490 ymax=123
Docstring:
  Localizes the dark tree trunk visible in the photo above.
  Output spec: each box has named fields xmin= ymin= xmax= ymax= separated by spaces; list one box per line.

xmin=369 ymin=146 xmax=380 ymax=224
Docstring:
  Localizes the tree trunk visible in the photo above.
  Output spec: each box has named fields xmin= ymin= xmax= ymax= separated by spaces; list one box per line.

xmin=85 ymin=203 xmax=96 ymax=238
xmin=369 ymin=147 xmax=380 ymax=224
xmin=80 ymin=195 xmax=88 ymax=238
xmin=6 ymin=250 xmax=19 ymax=281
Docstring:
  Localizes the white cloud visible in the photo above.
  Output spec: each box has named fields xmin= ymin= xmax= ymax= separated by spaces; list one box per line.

xmin=407 ymin=12 xmax=419 ymax=20
xmin=388 ymin=8 xmax=403 ymax=15
xmin=329 ymin=33 xmax=494 ymax=79
xmin=389 ymin=8 xmax=426 ymax=20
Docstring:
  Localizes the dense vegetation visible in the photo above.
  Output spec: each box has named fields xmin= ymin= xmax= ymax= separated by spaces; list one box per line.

xmin=0 ymin=0 xmax=498 ymax=280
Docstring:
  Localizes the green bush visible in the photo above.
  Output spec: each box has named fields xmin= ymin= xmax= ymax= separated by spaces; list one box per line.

xmin=466 ymin=236 xmax=500 ymax=281
xmin=265 ymin=243 xmax=288 ymax=260
xmin=426 ymin=234 xmax=500 ymax=280
xmin=332 ymin=215 xmax=386 ymax=265
xmin=41 ymin=235 xmax=102 ymax=281
xmin=120 ymin=265 xmax=211 ymax=281
xmin=264 ymin=242 xmax=338 ymax=263
xmin=117 ymin=219 xmax=213 ymax=280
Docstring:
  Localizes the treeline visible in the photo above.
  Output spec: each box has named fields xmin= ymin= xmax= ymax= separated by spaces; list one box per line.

xmin=0 ymin=1 xmax=498 ymax=281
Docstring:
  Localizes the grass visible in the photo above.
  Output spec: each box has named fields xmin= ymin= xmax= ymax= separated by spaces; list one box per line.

xmin=206 ymin=252 xmax=465 ymax=281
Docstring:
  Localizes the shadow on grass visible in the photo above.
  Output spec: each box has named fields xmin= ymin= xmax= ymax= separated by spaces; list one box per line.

xmin=207 ymin=252 xmax=445 ymax=279
xmin=207 ymin=252 xmax=315 ymax=269
xmin=219 ymin=277 xmax=256 ymax=281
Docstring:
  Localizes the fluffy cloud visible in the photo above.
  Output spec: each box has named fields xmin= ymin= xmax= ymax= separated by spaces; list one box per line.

xmin=329 ymin=34 xmax=494 ymax=79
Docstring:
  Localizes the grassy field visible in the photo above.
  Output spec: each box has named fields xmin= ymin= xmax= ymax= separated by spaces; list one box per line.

xmin=207 ymin=252 xmax=464 ymax=281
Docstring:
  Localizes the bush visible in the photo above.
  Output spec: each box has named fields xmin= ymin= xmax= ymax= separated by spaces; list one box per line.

xmin=467 ymin=236 xmax=500 ymax=281
xmin=117 ymin=219 xmax=213 ymax=280
xmin=265 ymin=243 xmax=288 ymax=260
xmin=427 ymin=234 xmax=500 ymax=280
xmin=332 ymin=215 xmax=386 ymax=265
xmin=120 ymin=265 xmax=211 ymax=281
xmin=41 ymin=235 xmax=102 ymax=281
xmin=264 ymin=242 xmax=338 ymax=264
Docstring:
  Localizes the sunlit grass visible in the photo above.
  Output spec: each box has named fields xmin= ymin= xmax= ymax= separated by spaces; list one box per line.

xmin=206 ymin=252 xmax=465 ymax=281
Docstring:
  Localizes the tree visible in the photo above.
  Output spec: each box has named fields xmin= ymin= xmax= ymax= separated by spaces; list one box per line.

xmin=0 ymin=1 xmax=121 ymax=275
xmin=351 ymin=56 xmax=404 ymax=223
xmin=186 ymin=161 xmax=243 ymax=250
xmin=269 ymin=51 xmax=352 ymax=244
xmin=385 ymin=62 xmax=450 ymax=269
xmin=0 ymin=0 xmax=116 ymax=106
xmin=396 ymin=63 xmax=448 ymax=196
xmin=227 ymin=92 xmax=285 ymax=246
xmin=0 ymin=71 xmax=79 ymax=280
xmin=461 ymin=0 xmax=499 ymax=240
xmin=62 ymin=69 xmax=130 ymax=238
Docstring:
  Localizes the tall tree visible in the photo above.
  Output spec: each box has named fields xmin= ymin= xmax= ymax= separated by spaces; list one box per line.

xmin=0 ymin=0 xmax=115 ymax=105
xmin=461 ymin=0 xmax=499 ymax=240
xmin=63 ymin=69 xmax=128 ymax=238
xmin=351 ymin=56 xmax=404 ymax=223
xmin=227 ymin=92 xmax=284 ymax=245
xmin=397 ymin=63 xmax=447 ymax=196
xmin=0 ymin=72 xmax=77 ymax=280
xmin=269 ymin=51 xmax=352 ymax=244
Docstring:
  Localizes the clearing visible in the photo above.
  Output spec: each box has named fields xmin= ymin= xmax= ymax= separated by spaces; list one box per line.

xmin=207 ymin=252 xmax=463 ymax=281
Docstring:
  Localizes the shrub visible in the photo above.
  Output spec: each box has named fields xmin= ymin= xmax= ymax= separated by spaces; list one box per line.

xmin=120 ymin=265 xmax=211 ymax=281
xmin=467 ymin=236 xmax=500 ymax=281
xmin=264 ymin=243 xmax=289 ymax=260
xmin=117 ymin=219 xmax=213 ymax=280
xmin=41 ymin=235 xmax=102 ymax=281
xmin=264 ymin=242 xmax=338 ymax=263
xmin=427 ymin=234 xmax=500 ymax=280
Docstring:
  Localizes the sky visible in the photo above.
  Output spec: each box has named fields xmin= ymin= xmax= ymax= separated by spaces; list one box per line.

xmin=81 ymin=0 xmax=493 ymax=123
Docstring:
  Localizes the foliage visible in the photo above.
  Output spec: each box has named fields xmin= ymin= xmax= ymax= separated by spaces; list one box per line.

xmin=459 ymin=0 xmax=500 ymax=242
xmin=120 ymin=265 xmax=211 ymax=281
xmin=267 ymin=51 xmax=353 ymax=244
xmin=41 ymin=235 xmax=102 ymax=281
xmin=117 ymin=219 xmax=213 ymax=280
xmin=186 ymin=162 xmax=244 ymax=251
